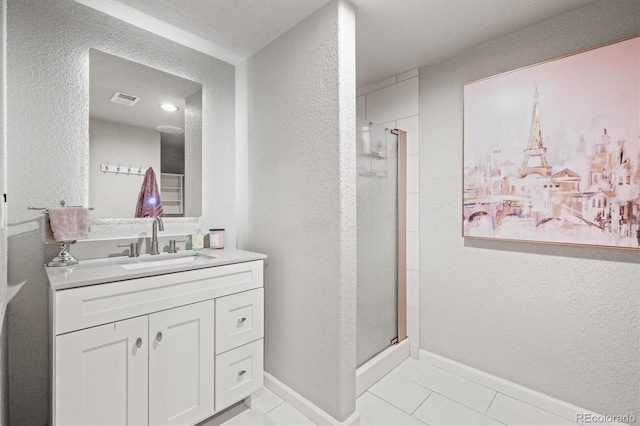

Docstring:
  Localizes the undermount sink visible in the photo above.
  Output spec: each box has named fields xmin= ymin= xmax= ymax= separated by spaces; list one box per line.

xmin=118 ymin=252 xmax=216 ymax=270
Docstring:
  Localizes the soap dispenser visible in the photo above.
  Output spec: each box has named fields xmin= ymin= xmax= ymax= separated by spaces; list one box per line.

xmin=192 ymin=226 xmax=205 ymax=251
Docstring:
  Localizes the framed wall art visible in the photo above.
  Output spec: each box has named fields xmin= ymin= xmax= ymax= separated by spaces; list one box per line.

xmin=463 ymin=36 xmax=639 ymax=250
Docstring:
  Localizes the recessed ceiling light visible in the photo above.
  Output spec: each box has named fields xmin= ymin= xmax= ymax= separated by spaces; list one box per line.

xmin=155 ymin=125 xmax=184 ymax=134
xmin=160 ymin=103 xmax=179 ymax=112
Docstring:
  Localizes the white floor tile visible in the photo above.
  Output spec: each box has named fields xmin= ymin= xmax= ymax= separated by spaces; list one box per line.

xmin=368 ymin=372 xmax=432 ymax=414
xmin=357 ymin=392 xmax=426 ymax=425
xmin=265 ymin=402 xmax=314 ymax=426
xmin=486 ymin=393 xmax=576 ymax=425
xmin=221 ymin=409 xmax=277 ymax=426
xmin=413 ymin=392 xmax=505 ymax=425
xmin=250 ymin=387 xmax=284 ymax=414
xmin=394 ymin=358 xmax=496 ymax=413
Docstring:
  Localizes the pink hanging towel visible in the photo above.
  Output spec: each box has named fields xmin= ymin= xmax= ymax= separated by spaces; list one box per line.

xmin=45 ymin=207 xmax=90 ymax=242
xmin=135 ymin=167 xmax=164 ymax=218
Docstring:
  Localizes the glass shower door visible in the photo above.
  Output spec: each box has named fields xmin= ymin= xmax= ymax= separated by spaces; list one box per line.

xmin=356 ymin=118 xmax=399 ymax=367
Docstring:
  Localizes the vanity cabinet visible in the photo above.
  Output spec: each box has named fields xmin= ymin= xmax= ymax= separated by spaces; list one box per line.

xmin=48 ymin=255 xmax=265 ymax=426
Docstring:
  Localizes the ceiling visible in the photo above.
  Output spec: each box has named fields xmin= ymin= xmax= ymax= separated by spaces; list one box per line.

xmin=352 ymin=0 xmax=601 ymax=87
xmin=77 ymin=0 xmax=601 ymax=88
xmin=89 ymin=49 xmax=202 ymax=147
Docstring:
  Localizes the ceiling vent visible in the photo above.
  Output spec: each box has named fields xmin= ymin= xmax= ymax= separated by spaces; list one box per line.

xmin=110 ymin=91 xmax=141 ymax=106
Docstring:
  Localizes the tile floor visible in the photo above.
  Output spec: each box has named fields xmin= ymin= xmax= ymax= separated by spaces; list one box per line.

xmin=213 ymin=357 xmax=581 ymax=425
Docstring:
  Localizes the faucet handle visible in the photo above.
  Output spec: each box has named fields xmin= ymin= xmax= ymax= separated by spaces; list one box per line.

xmin=118 ymin=242 xmax=139 ymax=258
xmin=168 ymin=239 xmax=186 ymax=254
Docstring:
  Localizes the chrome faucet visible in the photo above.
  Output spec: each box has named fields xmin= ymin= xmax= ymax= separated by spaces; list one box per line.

xmin=151 ymin=217 xmax=164 ymax=255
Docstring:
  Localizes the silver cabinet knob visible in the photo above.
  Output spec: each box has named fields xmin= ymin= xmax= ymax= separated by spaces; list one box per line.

xmin=136 ymin=337 xmax=142 ymax=348
xmin=156 ymin=331 xmax=163 ymax=342
xmin=238 ymin=317 xmax=247 ymax=323
xmin=238 ymin=370 xmax=246 ymax=376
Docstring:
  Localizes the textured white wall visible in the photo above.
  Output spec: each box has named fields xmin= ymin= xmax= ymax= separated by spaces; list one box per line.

xmin=6 ymin=0 xmax=235 ymax=423
xmin=89 ymin=118 xmax=161 ymax=218
xmin=235 ymin=60 xmax=249 ymax=249
xmin=245 ymin=0 xmax=356 ymax=421
xmin=419 ymin=0 xmax=639 ymax=417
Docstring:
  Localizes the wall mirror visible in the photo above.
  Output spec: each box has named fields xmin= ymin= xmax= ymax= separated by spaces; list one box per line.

xmin=89 ymin=49 xmax=203 ymax=218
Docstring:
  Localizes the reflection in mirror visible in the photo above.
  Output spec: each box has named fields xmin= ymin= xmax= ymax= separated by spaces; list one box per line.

xmin=89 ymin=49 xmax=202 ymax=218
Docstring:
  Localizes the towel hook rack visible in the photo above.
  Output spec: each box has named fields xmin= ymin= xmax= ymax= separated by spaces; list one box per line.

xmin=100 ymin=162 xmax=147 ymax=177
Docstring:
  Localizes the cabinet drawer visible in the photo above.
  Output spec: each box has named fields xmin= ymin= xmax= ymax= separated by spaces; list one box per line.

xmin=215 ymin=339 xmax=263 ymax=411
xmin=215 ymin=288 xmax=264 ymax=354
xmin=55 ymin=260 xmax=263 ymax=335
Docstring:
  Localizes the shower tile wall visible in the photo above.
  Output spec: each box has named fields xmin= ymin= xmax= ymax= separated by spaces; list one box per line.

xmin=357 ymin=70 xmax=420 ymax=357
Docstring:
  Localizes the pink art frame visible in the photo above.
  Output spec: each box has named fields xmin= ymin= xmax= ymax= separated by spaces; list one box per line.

xmin=463 ymin=36 xmax=640 ymax=250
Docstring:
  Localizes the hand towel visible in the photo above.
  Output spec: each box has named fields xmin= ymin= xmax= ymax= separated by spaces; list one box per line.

xmin=135 ymin=166 xmax=164 ymax=218
xmin=44 ymin=214 xmax=57 ymax=243
xmin=46 ymin=207 xmax=90 ymax=242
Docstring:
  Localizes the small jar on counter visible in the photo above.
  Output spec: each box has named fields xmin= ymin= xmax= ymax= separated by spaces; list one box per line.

xmin=209 ymin=229 xmax=225 ymax=249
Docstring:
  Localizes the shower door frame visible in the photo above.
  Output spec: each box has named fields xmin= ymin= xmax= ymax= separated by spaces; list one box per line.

xmin=393 ymin=128 xmax=407 ymax=344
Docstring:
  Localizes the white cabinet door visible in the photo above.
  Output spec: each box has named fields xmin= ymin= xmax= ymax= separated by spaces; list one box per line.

xmin=149 ymin=300 xmax=215 ymax=425
xmin=55 ymin=316 xmax=148 ymax=426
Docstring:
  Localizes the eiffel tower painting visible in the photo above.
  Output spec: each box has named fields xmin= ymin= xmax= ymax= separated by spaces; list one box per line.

xmin=518 ymin=85 xmax=552 ymax=178
xmin=463 ymin=36 xmax=639 ymax=249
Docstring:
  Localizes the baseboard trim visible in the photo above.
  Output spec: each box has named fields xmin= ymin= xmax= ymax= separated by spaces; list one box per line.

xmin=356 ymin=338 xmax=411 ymax=397
xmin=419 ymin=349 xmax=630 ymax=425
xmin=264 ymin=373 xmax=361 ymax=426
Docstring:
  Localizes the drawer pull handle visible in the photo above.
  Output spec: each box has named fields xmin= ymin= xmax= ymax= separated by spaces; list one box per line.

xmin=156 ymin=332 xmax=163 ymax=342
xmin=136 ymin=337 xmax=142 ymax=348
xmin=238 ymin=317 xmax=247 ymax=323
xmin=238 ymin=370 xmax=246 ymax=376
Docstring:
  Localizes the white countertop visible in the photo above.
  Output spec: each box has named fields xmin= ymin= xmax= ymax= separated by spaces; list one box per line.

xmin=45 ymin=248 xmax=267 ymax=290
